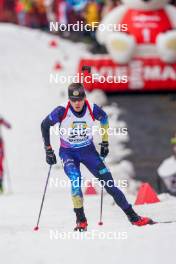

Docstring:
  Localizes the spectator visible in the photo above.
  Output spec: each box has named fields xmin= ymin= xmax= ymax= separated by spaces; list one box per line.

xmin=54 ymin=0 xmax=67 ymax=25
xmin=0 ymin=0 xmax=16 ymax=22
xmin=157 ymin=134 xmax=176 ymax=196
xmin=84 ymin=0 xmax=101 ymax=28
xmin=81 ymin=0 xmax=100 ymax=45
xmin=15 ymin=0 xmax=33 ymax=27
xmin=44 ymin=0 xmax=55 ymax=22
xmin=83 ymin=0 xmax=107 ymax=53
xmin=0 ymin=0 xmax=4 ymax=21
xmin=35 ymin=0 xmax=48 ymax=29
xmin=66 ymin=0 xmax=87 ymax=12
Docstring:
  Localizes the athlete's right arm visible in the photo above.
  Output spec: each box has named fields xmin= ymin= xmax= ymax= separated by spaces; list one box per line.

xmin=41 ymin=106 xmax=65 ymax=147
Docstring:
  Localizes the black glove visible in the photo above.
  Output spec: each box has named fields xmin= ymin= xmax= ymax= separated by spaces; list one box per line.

xmin=99 ymin=142 xmax=109 ymax=158
xmin=45 ymin=146 xmax=57 ymax=165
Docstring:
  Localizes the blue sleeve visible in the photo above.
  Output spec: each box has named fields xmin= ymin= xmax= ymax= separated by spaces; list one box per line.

xmin=41 ymin=106 xmax=65 ymax=146
xmin=48 ymin=106 xmax=66 ymax=125
xmin=93 ymin=104 xmax=108 ymax=125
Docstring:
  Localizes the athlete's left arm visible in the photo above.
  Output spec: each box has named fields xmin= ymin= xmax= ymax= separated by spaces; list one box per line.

xmin=93 ymin=104 xmax=109 ymax=142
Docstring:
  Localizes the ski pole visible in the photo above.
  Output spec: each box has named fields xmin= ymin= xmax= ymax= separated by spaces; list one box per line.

xmin=98 ymin=183 xmax=104 ymax=225
xmin=34 ymin=165 xmax=52 ymax=231
xmin=98 ymin=156 xmax=105 ymax=226
xmin=81 ymin=65 xmax=93 ymax=91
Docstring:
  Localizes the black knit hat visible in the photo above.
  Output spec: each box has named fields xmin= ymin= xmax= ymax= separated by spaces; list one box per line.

xmin=68 ymin=83 xmax=86 ymax=101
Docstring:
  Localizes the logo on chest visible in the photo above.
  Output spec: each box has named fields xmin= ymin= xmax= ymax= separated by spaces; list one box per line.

xmin=69 ymin=121 xmax=88 ymax=142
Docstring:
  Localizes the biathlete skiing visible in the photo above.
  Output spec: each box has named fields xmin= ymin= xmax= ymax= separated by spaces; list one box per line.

xmin=41 ymin=83 xmax=153 ymax=231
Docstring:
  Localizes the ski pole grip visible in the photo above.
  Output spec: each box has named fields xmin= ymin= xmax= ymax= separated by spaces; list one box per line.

xmin=81 ymin=65 xmax=92 ymax=91
xmin=82 ymin=65 xmax=91 ymax=73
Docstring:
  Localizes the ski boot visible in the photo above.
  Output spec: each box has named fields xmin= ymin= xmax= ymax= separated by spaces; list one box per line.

xmin=73 ymin=207 xmax=88 ymax=231
xmin=74 ymin=220 xmax=88 ymax=232
xmin=124 ymin=206 xmax=153 ymax=226
xmin=131 ymin=216 xmax=154 ymax=226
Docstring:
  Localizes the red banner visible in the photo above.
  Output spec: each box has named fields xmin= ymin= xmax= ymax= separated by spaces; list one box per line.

xmin=78 ymin=57 xmax=176 ymax=92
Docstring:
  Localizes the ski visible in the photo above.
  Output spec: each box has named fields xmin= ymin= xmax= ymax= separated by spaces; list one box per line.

xmin=149 ymin=220 xmax=176 ymax=225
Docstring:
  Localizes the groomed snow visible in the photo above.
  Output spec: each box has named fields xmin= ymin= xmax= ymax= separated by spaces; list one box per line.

xmin=0 ymin=24 xmax=176 ymax=264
